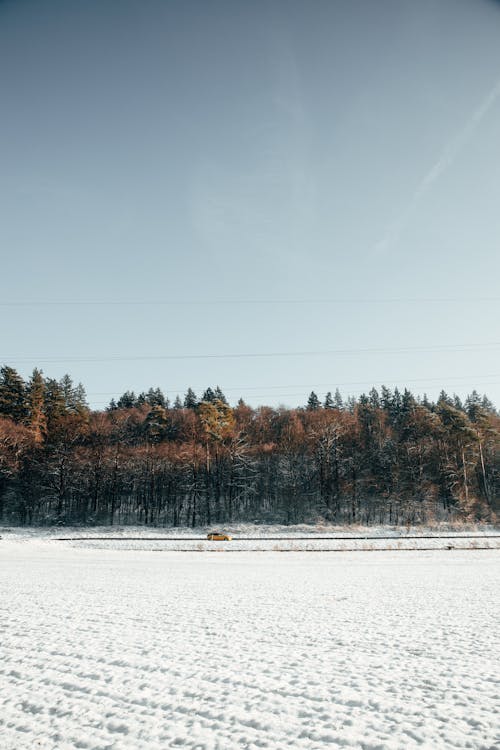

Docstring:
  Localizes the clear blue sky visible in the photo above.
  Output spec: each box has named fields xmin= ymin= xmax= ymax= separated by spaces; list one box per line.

xmin=1 ymin=0 xmax=500 ymax=409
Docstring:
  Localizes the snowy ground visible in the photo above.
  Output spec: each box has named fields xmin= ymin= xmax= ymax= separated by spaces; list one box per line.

xmin=0 ymin=538 xmax=499 ymax=749
xmin=2 ymin=523 xmax=499 ymax=552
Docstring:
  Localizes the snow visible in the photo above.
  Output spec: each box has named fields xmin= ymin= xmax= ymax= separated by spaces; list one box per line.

xmin=1 ymin=537 xmax=499 ymax=749
xmin=2 ymin=523 xmax=499 ymax=552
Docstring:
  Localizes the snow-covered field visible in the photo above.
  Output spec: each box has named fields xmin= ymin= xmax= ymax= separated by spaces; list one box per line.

xmin=2 ymin=523 xmax=499 ymax=552
xmin=1 ymin=537 xmax=499 ymax=749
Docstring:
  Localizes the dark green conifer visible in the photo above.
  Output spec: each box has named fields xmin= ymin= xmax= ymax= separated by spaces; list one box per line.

xmin=324 ymin=391 xmax=334 ymax=409
xmin=202 ymin=387 xmax=216 ymax=403
xmin=306 ymin=391 xmax=321 ymax=410
xmin=183 ymin=388 xmax=198 ymax=409
xmin=117 ymin=391 xmax=137 ymax=408
xmin=214 ymin=386 xmax=228 ymax=404
xmin=380 ymin=385 xmax=392 ymax=412
xmin=333 ymin=388 xmax=343 ymax=410
xmin=0 ymin=365 xmax=27 ymax=422
xmin=26 ymin=368 xmax=47 ymax=441
xmin=43 ymin=378 xmax=67 ymax=431
xmin=144 ymin=405 xmax=169 ymax=442
xmin=145 ymin=387 xmax=166 ymax=407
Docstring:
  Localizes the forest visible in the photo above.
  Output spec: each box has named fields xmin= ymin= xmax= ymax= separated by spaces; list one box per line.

xmin=0 ymin=365 xmax=498 ymax=527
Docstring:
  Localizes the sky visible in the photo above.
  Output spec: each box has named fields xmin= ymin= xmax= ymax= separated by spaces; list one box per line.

xmin=1 ymin=0 xmax=500 ymax=409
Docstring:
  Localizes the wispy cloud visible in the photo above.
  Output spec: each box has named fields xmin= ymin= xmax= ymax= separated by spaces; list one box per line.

xmin=373 ymin=76 xmax=500 ymax=255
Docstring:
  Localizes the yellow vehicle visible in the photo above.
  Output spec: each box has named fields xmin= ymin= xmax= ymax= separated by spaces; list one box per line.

xmin=207 ymin=532 xmax=232 ymax=541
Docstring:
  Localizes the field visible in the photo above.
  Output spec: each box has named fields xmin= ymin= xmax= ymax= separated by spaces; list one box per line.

xmin=0 ymin=532 xmax=499 ymax=749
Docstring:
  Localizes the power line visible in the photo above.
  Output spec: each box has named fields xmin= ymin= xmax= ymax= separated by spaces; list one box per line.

xmin=3 ymin=341 xmax=500 ymax=364
xmin=85 ymin=373 xmax=500 ymax=396
xmin=1 ymin=297 xmax=500 ymax=306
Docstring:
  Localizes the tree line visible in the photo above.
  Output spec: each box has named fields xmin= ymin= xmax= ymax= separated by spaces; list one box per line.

xmin=0 ymin=364 xmax=498 ymax=526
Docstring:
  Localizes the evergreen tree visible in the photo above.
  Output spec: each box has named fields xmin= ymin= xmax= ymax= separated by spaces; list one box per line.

xmin=346 ymin=395 xmax=357 ymax=413
xmin=307 ymin=391 xmax=321 ymax=410
xmin=481 ymin=394 xmax=496 ymax=414
xmin=173 ymin=395 xmax=183 ymax=409
xmin=59 ymin=374 xmax=88 ymax=415
xmin=26 ymin=368 xmax=47 ymax=442
xmin=399 ymin=388 xmax=416 ymax=437
xmin=369 ymin=387 xmax=380 ymax=409
xmin=201 ymin=387 xmax=216 ymax=403
xmin=117 ymin=391 xmax=137 ymax=408
xmin=392 ymin=387 xmax=402 ymax=414
xmin=71 ymin=385 xmax=88 ymax=415
xmin=324 ymin=391 xmax=334 ymax=409
xmin=333 ymin=388 xmax=344 ymax=410
xmin=380 ymin=385 xmax=392 ymax=412
xmin=465 ymin=390 xmax=482 ymax=422
xmin=214 ymin=385 xmax=228 ymax=404
xmin=60 ymin=374 xmax=74 ymax=407
xmin=144 ymin=405 xmax=169 ymax=443
xmin=44 ymin=378 xmax=67 ymax=431
xmin=0 ymin=366 xmax=27 ymax=422
xmin=422 ymin=393 xmax=432 ymax=410
xmin=183 ymin=388 xmax=198 ymax=409
xmin=107 ymin=398 xmax=118 ymax=411
xmin=438 ymin=389 xmax=453 ymax=406
xmin=401 ymin=388 xmax=415 ymax=412
xmin=145 ymin=387 xmax=166 ymax=407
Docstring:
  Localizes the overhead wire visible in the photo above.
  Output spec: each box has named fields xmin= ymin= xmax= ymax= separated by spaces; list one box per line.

xmin=3 ymin=340 xmax=500 ymax=364
xmin=1 ymin=296 xmax=500 ymax=306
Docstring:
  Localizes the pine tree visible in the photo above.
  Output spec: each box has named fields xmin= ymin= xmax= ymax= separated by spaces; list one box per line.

xmin=144 ymin=405 xmax=169 ymax=443
xmin=345 ymin=395 xmax=357 ymax=413
xmin=214 ymin=386 xmax=228 ymax=404
xmin=183 ymin=388 xmax=198 ymax=409
xmin=59 ymin=374 xmax=88 ymax=415
xmin=59 ymin=374 xmax=74 ymax=408
xmin=26 ymin=368 xmax=47 ymax=442
xmin=465 ymin=391 xmax=482 ymax=422
xmin=438 ymin=389 xmax=453 ymax=406
xmin=145 ymin=387 xmax=166 ymax=407
xmin=386 ymin=387 xmax=402 ymax=426
xmin=333 ymin=388 xmax=343 ymax=410
xmin=380 ymin=385 xmax=392 ymax=412
xmin=422 ymin=393 xmax=432 ymax=410
xmin=201 ymin=387 xmax=216 ymax=403
xmin=70 ymin=382 xmax=89 ymax=415
xmin=307 ymin=391 xmax=321 ymax=410
xmin=173 ymin=395 xmax=183 ymax=409
xmin=44 ymin=378 xmax=67 ymax=431
xmin=369 ymin=387 xmax=380 ymax=409
xmin=0 ymin=366 xmax=27 ymax=422
xmin=481 ymin=394 xmax=496 ymax=414
xmin=324 ymin=391 xmax=334 ymax=409
xmin=117 ymin=391 xmax=137 ymax=408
